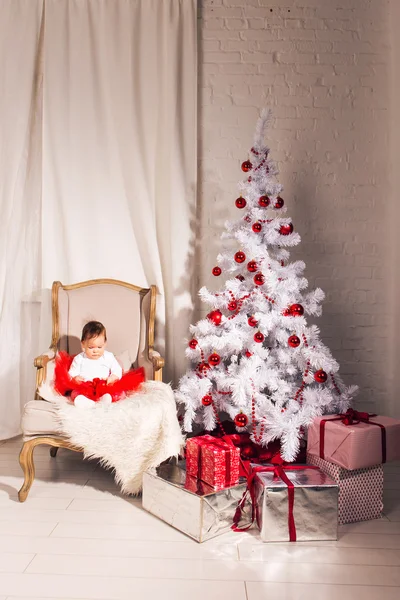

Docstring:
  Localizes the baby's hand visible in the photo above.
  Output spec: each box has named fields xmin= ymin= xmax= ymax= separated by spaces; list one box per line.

xmin=107 ymin=375 xmax=118 ymax=385
xmin=74 ymin=376 xmax=84 ymax=384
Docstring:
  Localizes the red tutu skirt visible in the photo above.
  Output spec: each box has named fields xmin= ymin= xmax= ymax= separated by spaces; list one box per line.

xmin=54 ymin=351 xmax=145 ymax=403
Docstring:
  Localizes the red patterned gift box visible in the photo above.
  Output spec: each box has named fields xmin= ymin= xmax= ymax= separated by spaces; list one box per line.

xmin=307 ymin=452 xmax=383 ymax=524
xmin=307 ymin=409 xmax=400 ymax=470
xmin=186 ymin=435 xmax=240 ymax=489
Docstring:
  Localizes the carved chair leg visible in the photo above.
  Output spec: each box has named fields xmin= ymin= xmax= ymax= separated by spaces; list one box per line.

xmin=50 ymin=446 xmax=58 ymax=458
xmin=18 ymin=440 xmax=36 ymax=502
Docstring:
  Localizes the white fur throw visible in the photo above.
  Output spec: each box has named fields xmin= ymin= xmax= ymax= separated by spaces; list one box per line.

xmin=40 ymin=381 xmax=184 ymax=494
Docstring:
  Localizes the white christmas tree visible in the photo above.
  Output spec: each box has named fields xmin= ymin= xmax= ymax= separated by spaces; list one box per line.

xmin=176 ymin=110 xmax=357 ymax=462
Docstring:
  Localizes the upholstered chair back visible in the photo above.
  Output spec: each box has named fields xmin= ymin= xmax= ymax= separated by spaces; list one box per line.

xmin=53 ymin=280 xmax=155 ymax=379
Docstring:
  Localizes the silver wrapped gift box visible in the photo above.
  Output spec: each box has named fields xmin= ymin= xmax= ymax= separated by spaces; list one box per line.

xmin=254 ymin=466 xmax=338 ymax=542
xmin=142 ymin=461 xmax=251 ymax=543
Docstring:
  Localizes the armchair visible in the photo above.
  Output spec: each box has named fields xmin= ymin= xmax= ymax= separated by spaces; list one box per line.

xmin=19 ymin=278 xmax=165 ymax=501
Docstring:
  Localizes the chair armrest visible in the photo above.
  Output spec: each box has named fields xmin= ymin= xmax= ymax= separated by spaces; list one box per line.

xmin=34 ymin=350 xmax=56 ymax=369
xmin=148 ymin=349 xmax=165 ymax=382
xmin=34 ymin=350 xmax=56 ymax=397
xmin=149 ymin=349 xmax=165 ymax=371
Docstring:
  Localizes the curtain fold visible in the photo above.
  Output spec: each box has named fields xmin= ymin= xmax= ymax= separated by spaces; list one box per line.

xmin=0 ymin=0 xmax=44 ymax=440
xmin=0 ymin=0 xmax=197 ymax=439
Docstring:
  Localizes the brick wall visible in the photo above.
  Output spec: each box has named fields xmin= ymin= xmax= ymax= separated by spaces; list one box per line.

xmin=197 ymin=0 xmax=393 ymax=414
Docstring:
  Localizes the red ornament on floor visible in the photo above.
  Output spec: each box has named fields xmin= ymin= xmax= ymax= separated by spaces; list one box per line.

xmin=241 ymin=160 xmax=252 ymax=172
xmin=202 ymin=395 xmax=213 ymax=406
xmin=288 ymin=335 xmax=300 ymax=348
xmin=259 ymin=195 xmax=270 ymax=207
xmin=254 ymin=332 xmax=264 ymax=343
xmin=228 ymin=301 xmax=238 ymax=311
xmin=188 ymin=339 xmax=198 ymax=349
xmin=314 ymin=369 xmax=328 ymax=383
xmin=212 ymin=266 xmax=222 ymax=276
xmin=254 ymin=273 xmax=265 ymax=286
xmin=208 ymin=353 xmax=221 ymax=367
xmin=207 ymin=310 xmax=222 ymax=325
xmin=252 ymin=222 xmax=262 ymax=233
xmin=235 ymin=196 xmax=247 ymax=209
xmin=248 ymin=316 xmax=258 ymax=327
xmin=274 ymin=196 xmax=284 ymax=209
xmin=290 ymin=303 xmax=304 ymax=317
xmin=247 ymin=260 xmax=258 ymax=273
xmin=235 ymin=251 xmax=246 ymax=263
xmin=279 ymin=223 xmax=293 ymax=236
xmin=234 ymin=413 xmax=249 ymax=428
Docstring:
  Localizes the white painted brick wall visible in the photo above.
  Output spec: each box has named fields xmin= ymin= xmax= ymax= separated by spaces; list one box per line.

xmin=197 ymin=0 xmax=392 ymax=414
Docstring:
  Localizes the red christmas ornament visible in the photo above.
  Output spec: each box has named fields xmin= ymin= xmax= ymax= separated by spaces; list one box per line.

xmin=254 ymin=272 xmax=265 ymax=286
xmin=188 ymin=339 xmax=198 ymax=349
xmin=245 ymin=350 xmax=253 ymax=358
xmin=207 ymin=310 xmax=222 ymax=325
xmin=228 ymin=300 xmax=238 ymax=311
xmin=208 ymin=352 xmax=221 ymax=367
xmin=236 ymin=275 xmax=245 ymax=282
xmin=235 ymin=196 xmax=247 ymax=209
xmin=202 ymin=395 xmax=213 ymax=406
xmin=288 ymin=335 xmax=300 ymax=348
xmin=212 ymin=266 xmax=222 ymax=276
xmin=282 ymin=308 xmax=291 ymax=316
xmin=198 ymin=362 xmax=211 ymax=372
xmin=290 ymin=303 xmax=304 ymax=317
xmin=241 ymin=160 xmax=252 ymax=172
xmin=248 ymin=316 xmax=258 ymax=327
xmin=274 ymin=196 xmax=284 ymax=209
xmin=252 ymin=222 xmax=262 ymax=233
xmin=234 ymin=251 xmax=246 ymax=263
xmin=279 ymin=223 xmax=294 ymax=236
xmin=234 ymin=413 xmax=249 ymax=428
xmin=314 ymin=369 xmax=328 ymax=383
xmin=241 ymin=444 xmax=256 ymax=459
xmin=258 ymin=195 xmax=270 ymax=207
xmin=254 ymin=332 xmax=264 ymax=343
xmin=247 ymin=260 xmax=258 ymax=273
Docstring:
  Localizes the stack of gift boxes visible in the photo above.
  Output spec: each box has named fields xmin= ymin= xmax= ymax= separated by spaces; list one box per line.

xmin=142 ymin=410 xmax=400 ymax=543
xmin=306 ymin=410 xmax=400 ymax=524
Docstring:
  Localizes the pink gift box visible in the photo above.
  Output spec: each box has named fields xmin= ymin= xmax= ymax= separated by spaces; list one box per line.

xmin=307 ymin=413 xmax=400 ymax=470
xmin=186 ymin=435 xmax=240 ymax=489
xmin=307 ymin=453 xmax=383 ymax=524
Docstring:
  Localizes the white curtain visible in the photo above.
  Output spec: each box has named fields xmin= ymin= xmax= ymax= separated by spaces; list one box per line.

xmin=0 ymin=0 xmax=44 ymax=440
xmin=0 ymin=0 xmax=197 ymax=440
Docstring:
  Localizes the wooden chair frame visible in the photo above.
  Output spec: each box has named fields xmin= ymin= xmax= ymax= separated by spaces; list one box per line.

xmin=19 ymin=278 xmax=165 ymax=502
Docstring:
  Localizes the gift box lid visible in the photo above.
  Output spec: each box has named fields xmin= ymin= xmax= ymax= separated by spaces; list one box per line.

xmin=251 ymin=464 xmax=337 ymax=488
xmin=152 ymin=460 xmax=247 ymax=498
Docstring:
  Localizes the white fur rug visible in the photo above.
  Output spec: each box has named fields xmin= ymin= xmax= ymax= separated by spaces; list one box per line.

xmin=39 ymin=381 xmax=184 ymax=494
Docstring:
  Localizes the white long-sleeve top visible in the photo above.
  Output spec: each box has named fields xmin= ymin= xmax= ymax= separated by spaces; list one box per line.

xmin=68 ymin=351 xmax=122 ymax=382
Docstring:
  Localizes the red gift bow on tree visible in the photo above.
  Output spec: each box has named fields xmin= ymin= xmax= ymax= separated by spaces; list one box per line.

xmin=231 ymin=464 xmax=319 ymax=542
xmin=319 ymin=408 xmax=387 ymax=463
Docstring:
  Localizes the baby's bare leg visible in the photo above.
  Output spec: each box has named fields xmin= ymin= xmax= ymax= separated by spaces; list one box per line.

xmin=74 ymin=395 xmax=96 ymax=408
xmin=99 ymin=393 xmax=112 ymax=405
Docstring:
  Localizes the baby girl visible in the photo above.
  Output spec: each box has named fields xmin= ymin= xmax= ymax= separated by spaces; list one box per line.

xmin=69 ymin=320 xmax=122 ymax=407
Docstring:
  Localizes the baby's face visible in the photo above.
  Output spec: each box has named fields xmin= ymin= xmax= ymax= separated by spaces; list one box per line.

xmin=81 ymin=334 xmax=106 ymax=360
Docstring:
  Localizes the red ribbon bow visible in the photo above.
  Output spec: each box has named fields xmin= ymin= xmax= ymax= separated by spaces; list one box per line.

xmin=232 ymin=464 xmax=318 ymax=542
xmin=319 ymin=409 xmax=386 ymax=463
xmin=339 ymin=408 xmax=375 ymax=426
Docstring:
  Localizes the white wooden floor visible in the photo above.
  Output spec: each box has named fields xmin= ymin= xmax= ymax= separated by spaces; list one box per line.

xmin=0 ymin=437 xmax=400 ymax=600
